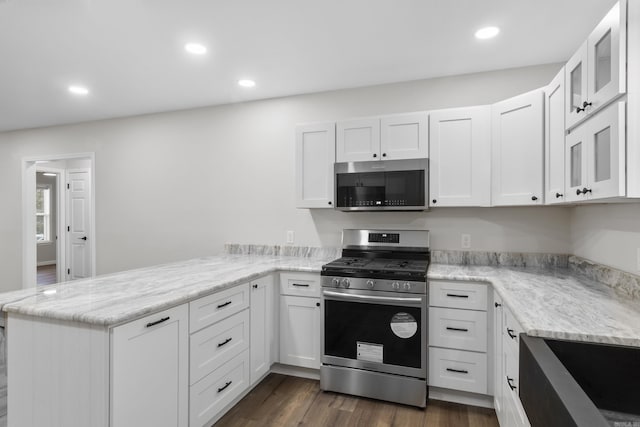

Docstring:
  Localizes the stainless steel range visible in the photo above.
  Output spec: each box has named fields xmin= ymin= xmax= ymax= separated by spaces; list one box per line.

xmin=320 ymin=229 xmax=430 ymax=407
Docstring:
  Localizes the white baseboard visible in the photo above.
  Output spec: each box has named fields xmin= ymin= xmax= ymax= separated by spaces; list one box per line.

xmin=429 ymin=386 xmax=494 ymax=409
xmin=270 ymin=363 xmax=320 ymax=380
xmin=37 ymin=261 xmax=56 ymax=267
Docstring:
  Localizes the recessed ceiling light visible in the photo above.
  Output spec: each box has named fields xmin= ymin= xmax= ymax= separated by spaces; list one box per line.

xmin=475 ymin=26 xmax=500 ymax=40
xmin=185 ymin=43 xmax=207 ymax=55
xmin=68 ymin=85 xmax=89 ymax=96
xmin=238 ymin=79 xmax=256 ymax=88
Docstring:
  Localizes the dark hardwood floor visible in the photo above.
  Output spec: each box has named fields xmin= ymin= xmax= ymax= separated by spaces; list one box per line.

xmin=37 ymin=264 xmax=57 ymax=285
xmin=215 ymin=374 xmax=499 ymax=427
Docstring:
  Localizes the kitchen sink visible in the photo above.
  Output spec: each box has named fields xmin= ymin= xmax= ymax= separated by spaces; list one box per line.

xmin=520 ymin=335 xmax=640 ymax=427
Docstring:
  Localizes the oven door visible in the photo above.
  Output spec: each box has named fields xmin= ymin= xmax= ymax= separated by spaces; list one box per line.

xmin=321 ymin=288 xmax=427 ymax=379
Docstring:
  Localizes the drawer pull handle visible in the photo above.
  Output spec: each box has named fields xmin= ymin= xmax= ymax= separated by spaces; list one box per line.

xmin=446 ymin=327 xmax=469 ymax=332
xmin=217 ymin=337 xmax=232 ymax=348
xmin=217 ymin=301 xmax=232 ymax=309
xmin=507 ymin=376 xmax=517 ymax=391
xmin=446 ymin=293 xmax=469 ymax=298
xmin=507 ymin=328 xmax=517 ymax=339
xmin=146 ymin=316 xmax=170 ymax=328
xmin=217 ymin=380 xmax=232 ymax=393
xmin=494 ymin=302 xmax=502 ymax=308
xmin=292 ymin=283 xmax=310 ymax=287
xmin=446 ymin=368 xmax=469 ymax=374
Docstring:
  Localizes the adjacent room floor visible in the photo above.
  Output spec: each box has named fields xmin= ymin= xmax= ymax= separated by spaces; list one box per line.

xmin=36 ymin=264 xmax=56 ymax=286
xmin=215 ymin=374 xmax=499 ymax=427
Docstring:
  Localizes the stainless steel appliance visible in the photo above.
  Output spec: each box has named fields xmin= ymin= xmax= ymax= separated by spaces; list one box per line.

xmin=320 ymin=229 xmax=430 ymax=407
xmin=334 ymin=159 xmax=428 ymax=211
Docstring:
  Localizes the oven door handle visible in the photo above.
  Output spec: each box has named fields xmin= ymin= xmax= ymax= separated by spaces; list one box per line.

xmin=323 ymin=290 xmax=423 ymax=304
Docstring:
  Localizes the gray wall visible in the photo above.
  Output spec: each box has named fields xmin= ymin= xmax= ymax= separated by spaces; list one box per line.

xmin=0 ymin=63 xmax=574 ymax=291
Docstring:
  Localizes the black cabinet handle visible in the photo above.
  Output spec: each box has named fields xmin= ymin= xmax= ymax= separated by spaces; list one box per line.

xmin=576 ymin=188 xmax=583 ymax=195
xmin=446 ymin=327 xmax=469 ymax=332
xmin=382 ymin=153 xmax=387 ymax=157
xmin=446 ymin=293 xmax=469 ymax=298
xmin=217 ymin=380 xmax=232 ymax=393
xmin=217 ymin=301 xmax=232 ymax=309
xmin=584 ymin=188 xmax=592 ymax=194
xmin=373 ymin=153 xmax=377 ymax=158
xmin=507 ymin=328 xmax=517 ymax=339
xmin=217 ymin=337 xmax=232 ymax=348
xmin=432 ymin=199 xmax=437 ymax=204
xmin=577 ymin=101 xmax=593 ymax=113
xmin=146 ymin=316 xmax=170 ymax=328
xmin=555 ymin=192 xmax=563 ymax=198
xmin=253 ymin=284 xmax=258 ymax=289
xmin=494 ymin=302 xmax=502 ymax=308
xmin=316 ymin=302 xmax=321 ymax=307
xmin=446 ymin=368 xmax=469 ymax=374
xmin=531 ymin=196 xmax=538 ymax=201
xmin=292 ymin=283 xmax=310 ymax=287
xmin=79 ymin=236 xmax=87 ymax=241
xmin=507 ymin=377 xmax=517 ymax=390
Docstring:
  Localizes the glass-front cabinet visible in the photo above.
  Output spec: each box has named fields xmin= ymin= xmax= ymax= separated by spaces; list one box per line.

xmin=565 ymin=102 xmax=626 ymax=202
xmin=565 ymin=1 xmax=626 ymax=130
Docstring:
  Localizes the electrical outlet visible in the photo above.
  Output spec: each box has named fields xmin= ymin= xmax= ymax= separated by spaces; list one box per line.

xmin=286 ymin=230 xmax=295 ymax=244
xmin=461 ymin=234 xmax=471 ymax=249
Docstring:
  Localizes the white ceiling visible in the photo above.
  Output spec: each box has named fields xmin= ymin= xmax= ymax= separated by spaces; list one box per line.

xmin=0 ymin=0 xmax=618 ymax=132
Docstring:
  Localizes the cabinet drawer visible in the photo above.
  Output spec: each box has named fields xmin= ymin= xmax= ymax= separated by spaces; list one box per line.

xmin=190 ymin=309 xmax=250 ymax=385
xmin=190 ymin=283 xmax=250 ymax=333
xmin=429 ymin=307 xmax=487 ymax=352
xmin=279 ymin=272 xmax=321 ymax=297
xmin=429 ymin=281 xmax=488 ymax=310
xmin=190 ymin=349 xmax=250 ymax=427
xmin=428 ymin=347 xmax=487 ymax=394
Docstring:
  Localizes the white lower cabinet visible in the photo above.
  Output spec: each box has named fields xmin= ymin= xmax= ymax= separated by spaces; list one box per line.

xmin=279 ymin=295 xmax=321 ymax=369
xmin=493 ymin=291 xmax=531 ymax=427
xmin=111 ymin=304 xmax=189 ymax=427
xmin=250 ymin=274 xmax=274 ymax=385
xmin=428 ymin=280 xmax=489 ymax=397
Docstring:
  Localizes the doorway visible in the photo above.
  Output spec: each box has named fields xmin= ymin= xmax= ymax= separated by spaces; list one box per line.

xmin=22 ymin=153 xmax=95 ymax=289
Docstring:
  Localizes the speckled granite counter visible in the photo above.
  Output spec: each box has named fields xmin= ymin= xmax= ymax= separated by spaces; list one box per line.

xmin=0 ymin=254 xmax=331 ymax=327
xmin=429 ymin=264 xmax=640 ymax=348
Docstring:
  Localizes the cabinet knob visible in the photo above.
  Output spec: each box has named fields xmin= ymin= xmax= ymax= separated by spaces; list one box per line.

xmin=432 ymin=199 xmax=437 ymax=204
xmin=531 ymin=196 xmax=538 ymax=201
xmin=373 ymin=153 xmax=377 ymax=158
xmin=382 ymin=153 xmax=387 ymax=157
xmin=316 ymin=302 xmax=320 ymax=307
xmin=328 ymin=201 xmax=332 ymax=205
xmin=555 ymin=192 xmax=563 ymax=198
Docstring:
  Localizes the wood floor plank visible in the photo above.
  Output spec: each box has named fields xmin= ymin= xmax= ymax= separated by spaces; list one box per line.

xmin=215 ymin=373 xmax=499 ymax=427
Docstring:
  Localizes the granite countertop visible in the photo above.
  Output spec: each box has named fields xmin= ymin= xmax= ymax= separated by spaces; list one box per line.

xmin=2 ymin=254 xmax=640 ymax=348
xmin=429 ymin=263 xmax=640 ymax=348
xmin=0 ymin=254 xmax=330 ymax=327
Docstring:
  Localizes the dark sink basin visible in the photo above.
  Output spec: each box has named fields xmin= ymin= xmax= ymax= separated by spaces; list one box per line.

xmin=520 ymin=335 xmax=640 ymax=427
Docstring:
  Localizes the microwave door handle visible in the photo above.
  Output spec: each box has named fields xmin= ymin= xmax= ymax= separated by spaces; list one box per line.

xmin=322 ymin=290 xmax=422 ymax=305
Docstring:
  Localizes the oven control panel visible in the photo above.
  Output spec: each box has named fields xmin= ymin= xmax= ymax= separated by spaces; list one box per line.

xmin=321 ymin=276 xmax=426 ymax=294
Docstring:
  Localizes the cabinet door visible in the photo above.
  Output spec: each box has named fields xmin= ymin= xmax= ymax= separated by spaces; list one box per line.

xmin=279 ymin=295 xmax=321 ymax=369
xmin=565 ymin=42 xmax=589 ymax=130
xmin=491 ymin=90 xmax=544 ymax=206
xmin=493 ymin=293 xmax=505 ymax=426
xmin=545 ymin=67 xmax=567 ymax=204
xmin=380 ymin=112 xmax=428 ymax=160
xmin=250 ymin=275 xmax=274 ymax=385
xmin=111 ymin=304 xmax=188 ymax=427
xmin=429 ymin=106 xmax=491 ymax=207
xmin=587 ymin=1 xmax=626 ymax=112
xmin=295 ymin=123 xmax=335 ymax=208
xmin=565 ymin=125 xmax=587 ymax=202
xmin=585 ymin=101 xmax=626 ymax=200
xmin=336 ymin=118 xmax=380 ymax=162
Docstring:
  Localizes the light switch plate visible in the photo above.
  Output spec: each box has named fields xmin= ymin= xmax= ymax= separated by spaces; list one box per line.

xmin=286 ymin=230 xmax=295 ymax=244
xmin=461 ymin=234 xmax=471 ymax=249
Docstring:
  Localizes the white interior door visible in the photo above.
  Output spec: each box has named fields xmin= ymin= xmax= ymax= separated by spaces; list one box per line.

xmin=67 ymin=169 xmax=92 ymax=280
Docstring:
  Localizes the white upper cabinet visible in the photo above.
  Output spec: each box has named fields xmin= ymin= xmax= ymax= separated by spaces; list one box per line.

xmin=295 ymin=122 xmax=335 ymax=208
xmin=491 ymin=90 xmax=544 ymax=206
xmin=336 ymin=113 xmax=428 ymax=162
xmin=380 ymin=112 xmax=428 ymax=160
xmin=565 ymin=0 xmax=627 ymax=130
xmin=565 ymin=101 xmax=626 ymax=202
xmin=429 ymin=106 xmax=491 ymax=207
xmin=336 ymin=118 xmax=380 ymax=162
xmin=545 ymin=67 xmax=567 ymax=204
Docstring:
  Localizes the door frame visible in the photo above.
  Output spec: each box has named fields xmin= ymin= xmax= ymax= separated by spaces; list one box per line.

xmin=22 ymin=153 xmax=96 ymax=289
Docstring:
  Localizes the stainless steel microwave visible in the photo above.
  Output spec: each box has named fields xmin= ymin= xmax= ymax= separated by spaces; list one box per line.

xmin=334 ymin=159 xmax=429 ymax=211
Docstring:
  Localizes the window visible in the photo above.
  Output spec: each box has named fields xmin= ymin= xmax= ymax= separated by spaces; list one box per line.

xmin=36 ymin=185 xmax=52 ymax=242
